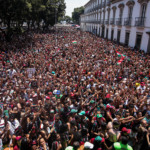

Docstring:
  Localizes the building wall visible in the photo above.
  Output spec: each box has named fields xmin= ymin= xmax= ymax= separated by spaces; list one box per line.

xmin=80 ymin=0 xmax=150 ymax=52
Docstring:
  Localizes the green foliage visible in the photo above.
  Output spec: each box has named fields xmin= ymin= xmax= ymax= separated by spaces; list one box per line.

xmin=72 ymin=6 xmax=84 ymax=24
xmin=0 ymin=0 xmax=66 ymax=30
xmin=59 ymin=16 xmax=72 ymax=23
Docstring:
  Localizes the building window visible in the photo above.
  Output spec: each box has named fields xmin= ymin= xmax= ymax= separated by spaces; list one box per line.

xmin=106 ymin=28 xmax=108 ymax=39
xmin=108 ymin=10 xmax=110 ymax=21
xmin=135 ymin=34 xmax=142 ymax=50
xmin=113 ymin=9 xmax=116 ymax=19
xmin=117 ymin=30 xmax=121 ymax=43
xmin=141 ymin=4 xmax=146 ymax=18
xmin=119 ymin=8 xmax=123 ymax=19
xmin=125 ymin=32 xmax=130 ymax=46
xmin=128 ymin=6 xmax=133 ymax=18
xmin=111 ymin=29 xmax=114 ymax=41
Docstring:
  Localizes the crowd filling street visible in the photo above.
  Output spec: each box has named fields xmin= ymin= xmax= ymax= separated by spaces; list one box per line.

xmin=0 ymin=27 xmax=150 ymax=150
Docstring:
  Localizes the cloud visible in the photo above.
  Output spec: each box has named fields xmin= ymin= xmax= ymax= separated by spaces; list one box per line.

xmin=65 ymin=0 xmax=89 ymax=17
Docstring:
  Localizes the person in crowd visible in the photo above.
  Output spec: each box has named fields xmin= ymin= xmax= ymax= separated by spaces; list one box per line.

xmin=1 ymin=26 xmax=150 ymax=150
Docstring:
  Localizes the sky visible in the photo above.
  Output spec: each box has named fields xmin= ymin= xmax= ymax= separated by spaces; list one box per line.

xmin=65 ymin=0 xmax=89 ymax=17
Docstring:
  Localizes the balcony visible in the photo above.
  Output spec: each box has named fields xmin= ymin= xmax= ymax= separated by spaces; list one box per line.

xmin=110 ymin=18 xmax=115 ymax=25
xmin=105 ymin=20 xmax=109 ymax=25
xmin=82 ymin=20 xmax=101 ymax=24
xmin=93 ymin=20 xmax=101 ymax=24
xmin=135 ymin=17 xmax=146 ymax=27
xmin=101 ymin=19 xmax=105 ymax=24
xmin=124 ymin=18 xmax=132 ymax=26
xmin=116 ymin=18 xmax=122 ymax=26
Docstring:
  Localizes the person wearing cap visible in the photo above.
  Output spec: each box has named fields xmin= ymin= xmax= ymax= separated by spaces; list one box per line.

xmin=78 ymin=111 xmax=89 ymax=128
xmin=91 ymin=113 xmax=105 ymax=137
xmin=106 ymin=101 xmax=116 ymax=122
xmin=49 ymin=109 xmax=55 ymax=126
xmin=71 ymin=109 xmax=78 ymax=114
xmin=65 ymin=141 xmax=80 ymax=150
xmin=109 ymin=136 xmax=133 ymax=150
xmin=69 ymin=109 xmax=78 ymax=121
xmin=121 ymin=127 xmax=131 ymax=136
xmin=90 ymin=136 xmax=106 ymax=150
xmin=137 ymin=82 xmax=146 ymax=94
xmin=79 ymin=111 xmax=89 ymax=122
xmin=84 ymin=142 xmax=94 ymax=150
xmin=45 ymin=96 xmax=51 ymax=104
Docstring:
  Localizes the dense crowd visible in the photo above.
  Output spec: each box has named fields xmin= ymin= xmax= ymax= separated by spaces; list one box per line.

xmin=0 ymin=27 xmax=150 ymax=150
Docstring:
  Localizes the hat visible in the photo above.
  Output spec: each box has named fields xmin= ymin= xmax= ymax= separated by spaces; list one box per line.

xmin=97 ymin=114 xmax=103 ymax=118
xmin=71 ymin=109 xmax=77 ymax=113
xmin=135 ymin=83 xmax=140 ymax=87
xmin=106 ymin=104 xmax=115 ymax=110
xmin=89 ymin=79 xmax=93 ymax=81
xmin=71 ymin=93 xmax=75 ymax=97
xmin=106 ymin=94 xmax=110 ymax=98
xmin=65 ymin=146 xmax=74 ymax=150
xmin=16 ymin=136 xmax=22 ymax=141
xmin=33 ymin=94 xmax=37 ymax=98
xmin=94 ymin=136 xmax=105 ymax=142
xmin=50 ymin=110 xmax=54 ymax=113
xmin=90 ymin=100 xmax=95 ymax=104
xmin=52 ymin=71 xmax=55 ymax=75
xmin=141 ymin=82 xmax=145 ymax=86
xmin=121 ymin=127 xmax=131 ymax=134
xmin=84 ymin=142 xmax=94 ymax=149
xmin=48 ymin=92 xmax=53 ymax=95
xmin=29 ymin=98 xmax=33 ymax=102
xmin=46 ymin=96 xmax=50 ymax=100
xmin=79 ymin=111 xmax=85 ymax=116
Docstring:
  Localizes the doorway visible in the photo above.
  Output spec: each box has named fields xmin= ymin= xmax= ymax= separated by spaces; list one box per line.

xmin=106 ymin=29 xmax=108 ymax=39
xmin=125 ymin=32 xmax=130 ymax=46
xmin=147 ymin=35 xmax=150 ymax=53
xmin=135 ymin=34 xmax=142 ymax=50
xmin=117 ymin=30 xmax=121 ymax=44
xmin=102 ymin=26 xmax=105 ymax=38
xmin=111 ymin=29 xmax=114 ymax=41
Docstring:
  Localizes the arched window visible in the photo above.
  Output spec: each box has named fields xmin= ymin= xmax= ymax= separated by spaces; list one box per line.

xmin=141 ymin=4 xmax=147 ymax=18
xmin=128 ymin=6 xmax=133 ymax=18
xmin=119 ymin=8 xmax=123 ymax=19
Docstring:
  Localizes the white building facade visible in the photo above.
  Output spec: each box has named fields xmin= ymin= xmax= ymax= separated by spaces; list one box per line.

xmin=80 ymin=0 xmax=150 ymax=53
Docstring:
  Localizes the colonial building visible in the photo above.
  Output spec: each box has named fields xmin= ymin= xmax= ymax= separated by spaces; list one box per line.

xmin=80 ymin=0 xmax=150 ymax=53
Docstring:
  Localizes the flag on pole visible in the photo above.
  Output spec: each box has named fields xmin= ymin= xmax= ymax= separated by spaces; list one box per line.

xmin=117 ymin=56 xmax=125 ymax=65
xmin=116 ymin=51 xmax=126 ymax=65
xmin=72 ymin=41 xmax=77 ymax=44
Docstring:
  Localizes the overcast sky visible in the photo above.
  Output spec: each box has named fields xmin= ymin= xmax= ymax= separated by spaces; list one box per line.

xmin=65 ymin=0 xmax=89 ymax=17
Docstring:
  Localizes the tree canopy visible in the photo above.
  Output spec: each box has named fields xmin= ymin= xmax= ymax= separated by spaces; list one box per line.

xmin=72 ymin=6 xmax=84 ymax=24
xmin=0 ymin=0 xmax=66 ymax=30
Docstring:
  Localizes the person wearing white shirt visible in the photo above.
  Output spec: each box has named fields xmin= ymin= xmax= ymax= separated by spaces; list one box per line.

xmin=7 ymin=114 xmax=20 ymax=136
